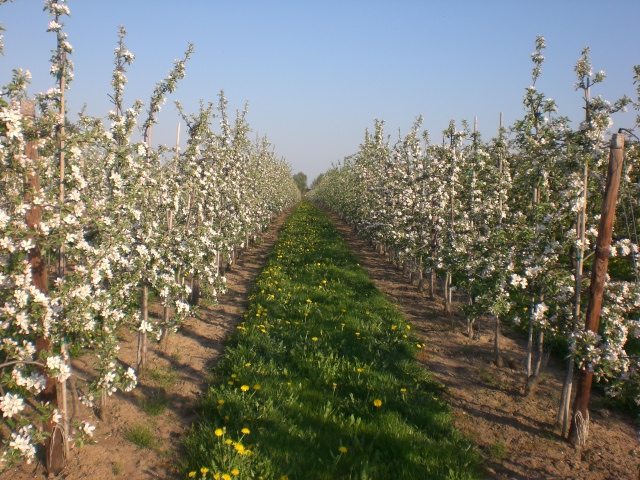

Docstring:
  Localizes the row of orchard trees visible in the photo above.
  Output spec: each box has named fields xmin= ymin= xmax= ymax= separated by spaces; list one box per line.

xmin=310 ymin=36 xmax=640 ymax=445
xmin=0 ymin=1 xmax=300 ymax=471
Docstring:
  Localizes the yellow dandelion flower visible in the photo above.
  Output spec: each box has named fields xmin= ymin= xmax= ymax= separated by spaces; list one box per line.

xmin=241 ymin=428 xmax=250 ymax=435
xmin=225 ymin=439 xmax=233 ymax=445
xmin=338 ymin=446 xmax=347 ymax=453
xmin=188 ymin=472 xmax=196 ymax=478
xmin=214 ymin=474 xmax=221 ymax=480
xmin=234 ymin=442 xmax=245 ymax=454
xmin=218 ymin=399 xmax=225 ymax=405
xmin=231 ymin=374 xmax=237 ymax=378
xmin=373 ymin=399 xmax=382 ymax=407
xmin=201 ymin=467 xmax=210 ymax=474
xmin=245 ymin=362 xmax=251 ymax=367
xmin=214 ymin=428 xmax=224 ymax=437
xmin=253 ymin=384 xmax=261 ymax=390
xmin=391 ymin=325 xmax=397 ymax=330
xmin=407 ymin=325 xmax=411 ymax=330
xmin=311 ymin=337 xmax=318 ymax=342
xmin=241 ymin=385 xmax=249 ymax=392
xmin=231 ymin=469 xmax=240 ymax=476
xmin=306 ymin=299 xmax=312 ymax=303
xmin=222 ymin=474 xmax=231 ymax=480
xmin=227 ymin=381 xmax=234 ymax=385
xmin=356 ymin=368 xmax=363 ymax=373
xmin=400 ymin=388 xmax=407 ymax=393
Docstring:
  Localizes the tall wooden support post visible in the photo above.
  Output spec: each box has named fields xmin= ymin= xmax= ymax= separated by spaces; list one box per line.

xmin=494 ymin=112 xmax=504 ymax=367
xmin=569 ymin=133 xmax=625 ymax=446
xmin=22 ymin=100 xmax=66 ymax=474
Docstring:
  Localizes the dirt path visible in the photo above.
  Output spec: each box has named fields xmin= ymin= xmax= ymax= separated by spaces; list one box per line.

xmin=329 ymin=212 xmax=639 ymax=480
xmin=1 ymin=212 xmax=289 ymax=480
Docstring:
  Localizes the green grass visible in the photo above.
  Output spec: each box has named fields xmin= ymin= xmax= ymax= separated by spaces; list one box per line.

xmin=182 ymin=201 xmax=484 ymax=479
xmin=125 ymin=423 xmax=158 ymax=449
xmin=138 ymin=388 xmax=170 ymax=416
xmin=145 ymin=366 xmax=179 ymax=388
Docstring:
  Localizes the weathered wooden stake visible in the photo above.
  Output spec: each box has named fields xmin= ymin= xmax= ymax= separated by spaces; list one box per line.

xmin=22 ymin=100 xmax=66 ymax=474
xmin=569 ymin=133 xmax=625 ymax=446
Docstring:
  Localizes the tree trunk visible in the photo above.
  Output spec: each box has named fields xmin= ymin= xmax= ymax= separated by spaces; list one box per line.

xmin=189 ymin=277 xmax=201 ymax=307
xmin=494 ymin=314 xmax=503 ymax=367
xmin=558 ymin=355 xmax=575 ymax=436
xmin=430 ymin=269 xmax=436 ymax=299
xmin=137 ymin=283 xmax=149 ymax=371
xmin=444 ymin=271 xmax=452 ymax=314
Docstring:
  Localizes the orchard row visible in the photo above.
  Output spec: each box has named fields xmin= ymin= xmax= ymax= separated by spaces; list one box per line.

xmin=0 ymin=0 xmax=300 ymax=469
xmin=309 ymin=36 xmax=640 ymax=440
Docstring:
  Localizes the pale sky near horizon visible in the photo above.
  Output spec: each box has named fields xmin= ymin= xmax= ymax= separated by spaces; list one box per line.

xmin=2 ymin=0 xmax=639 ymax=183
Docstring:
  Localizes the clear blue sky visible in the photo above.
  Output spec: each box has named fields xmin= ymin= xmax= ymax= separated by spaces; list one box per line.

xmin=2 ymin=0 xmax=639 ymax=183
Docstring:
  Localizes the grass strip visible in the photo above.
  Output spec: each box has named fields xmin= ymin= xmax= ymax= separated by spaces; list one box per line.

xmin=182 ymin=201 xmax=484 ymax=479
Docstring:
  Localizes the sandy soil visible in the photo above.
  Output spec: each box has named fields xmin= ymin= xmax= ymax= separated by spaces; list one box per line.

xmin=330 ymin=213 xmax=640 ymax=480
xmin=3 ymin=208 xmax=639 ymax=480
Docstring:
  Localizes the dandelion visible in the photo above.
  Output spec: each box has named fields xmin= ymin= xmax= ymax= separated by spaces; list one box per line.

xmin=373 ymin=399 xmax=382 ymax=407
xmin=214 ymin=428 xmax=223 ymax=437
xmin=218 ymin=399 xmax=225 ymax=405
xmin=240 ymin=385 xmax=249 ymax=392
xmin=233 ymin=442 xmax=245 ymax=454
xmin=222 ymin=474 xmax=231 ymax=480
xmin=338 ymin=446 xmax=347 ymax=453
xmin=311 ymin=337 xmax=318 ymax=342
xmin=188 ymin=472 xmax=196 ymax=478
xmin=241 ymin=428 xmax=250 ymax=435
xmin=201 ymin=467 xmax=210 ymax=475
xmin=231 ymin=469 xmax=240 ymax=476
xmin=253 ymin=384 xmax=261 ymax=390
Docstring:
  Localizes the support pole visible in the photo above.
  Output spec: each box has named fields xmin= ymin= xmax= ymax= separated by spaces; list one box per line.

xmin=569 ymin=133 xmax=625 ymax=446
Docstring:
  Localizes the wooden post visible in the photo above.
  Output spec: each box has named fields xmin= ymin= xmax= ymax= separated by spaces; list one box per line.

xmin=569 ymin=133 xmax=625 ymax=446
xmin=22 ymin=100 xmax=66 ymax=474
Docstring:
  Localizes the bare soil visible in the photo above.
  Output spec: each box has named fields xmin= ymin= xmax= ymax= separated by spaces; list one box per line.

xmin=330 ymin=213 xmax=640 ymax=480
xmin=3 ymin=209 xmax=638 ymax=480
